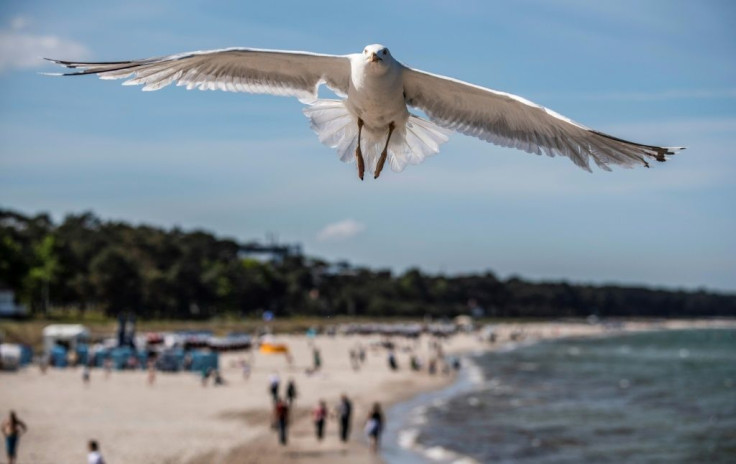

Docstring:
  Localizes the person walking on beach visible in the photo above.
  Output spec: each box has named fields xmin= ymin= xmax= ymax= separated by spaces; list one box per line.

xmin=103 ymin=358 xmax=112 ymax=379
xmin=201 ymin=367 xmax=212 ymax=387
xmin=2 ymin=411 xmax=27 ymax=464
xmin=82 ymin=364 xmax=91 ymax=386
xmin=313 ymin=400 xmax=328 ymax=442
xmin=313 ymin=347 xmax=322 ymax=371
xmin=349 ymin=349 xmax=359 ymax=371
xmin=147 ymin=359 xmax=156 ymax=386
xmin=269 ymin=372 xmax=280 ymax=402
xmin=365 ymin=403 xmax=384 ymax=453
xmin=358 ymin=344 xmax=366 ymax=364
xmin=240 ymin=358 xmax=251 ymax=380
xmin=387 ymin=351 xmax=398 ymax=371
xmin=87 ymin=440 xmax=106 ymax=464
xmin=337 ymin=394 xmax=353 ymax=442
xmin=273 ymin=397 xmax=289 ymax=446
xmin=286 ymin=378 xmax=297 ymax=406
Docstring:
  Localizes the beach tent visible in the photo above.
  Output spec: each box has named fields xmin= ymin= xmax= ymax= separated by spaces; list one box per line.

xmin=156 ymin=348 xmax=185 ymax=372
xmin=20 ymin=345 xmax=32 ymax=366
xmin=92 ymin=347 xmax=111 ymax=367
xmin=76 ymin=344 xmax=90 ymax=365
xmin=189 ymin=350 xmax=219 ymax=372
xmin=50 ymin=344 xmax=67 ymax=367
xmin=0 ymin=343 xmax=22 ymax=370
xmin=109 ymin=346 xmax=148 ymax=370
xmin=43 ymin=324 xmax=90 ymax=355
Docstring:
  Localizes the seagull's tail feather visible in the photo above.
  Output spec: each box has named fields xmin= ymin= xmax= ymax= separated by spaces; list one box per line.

xmin=303 ymin=99 xmax=358 ymax=163
xmin=303 ymin=100 xmax=450 ymax=174
xmin=389 ymin=115 xmax=450 ymax=172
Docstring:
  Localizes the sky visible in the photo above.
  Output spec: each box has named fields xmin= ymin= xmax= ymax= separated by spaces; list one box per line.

xmin=1 ymin=0 xmax=735 ymax=292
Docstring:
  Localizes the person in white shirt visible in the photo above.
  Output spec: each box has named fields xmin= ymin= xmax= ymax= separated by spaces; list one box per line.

xmin=87 ymin=440 xmax=105 ymax=464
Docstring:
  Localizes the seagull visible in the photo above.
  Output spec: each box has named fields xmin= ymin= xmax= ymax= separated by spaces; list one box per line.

xmin=47 ymin=44 xmax=684 ymax=180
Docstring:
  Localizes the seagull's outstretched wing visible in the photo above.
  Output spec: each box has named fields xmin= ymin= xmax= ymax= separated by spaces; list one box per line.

xmin=402 ymin=68 xmax=684 ymax=171
xmin=47 ymin=48 xmax=351 ymax=102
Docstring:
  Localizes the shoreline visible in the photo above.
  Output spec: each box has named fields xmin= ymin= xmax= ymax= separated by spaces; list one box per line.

xmin=380 ymin=318 xmax=736 ymax=464
xmin=1 ymin=319 xmax=735 ymax=463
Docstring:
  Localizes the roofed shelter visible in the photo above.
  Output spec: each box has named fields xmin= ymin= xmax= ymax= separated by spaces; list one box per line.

xmin=43 ymin=324 xmax=90 ymax=355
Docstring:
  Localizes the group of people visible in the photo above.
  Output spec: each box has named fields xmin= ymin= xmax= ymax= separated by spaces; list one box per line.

xmin=270 ymin=392 xmax=384 ymax=452
xmin=2 ymin=411 xmax=105 ymax=464
xmin=269 ymin=373 xmax=298 ymax=445
xmin=311 ymin=398 xmax=384 ymax=453
xmin=311 ymin=394 xmax=354 ymax=443
xmin=269 ymin=373 xmax=297 ymax=404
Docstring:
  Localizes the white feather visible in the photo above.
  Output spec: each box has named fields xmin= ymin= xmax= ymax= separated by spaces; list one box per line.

xmin=49 ymin=48 xmax=350 ymax=101
xmin=401 ymin=67 xmax=684 ymax=170
xmin=303 ymin=100 xmax=449 ymax=173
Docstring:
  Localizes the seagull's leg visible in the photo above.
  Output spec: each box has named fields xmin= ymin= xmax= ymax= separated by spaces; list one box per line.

xmin=374 ymin=121 xmax=396 ymax=179
xmin=355 ymin=118 xmax=365 ymax=181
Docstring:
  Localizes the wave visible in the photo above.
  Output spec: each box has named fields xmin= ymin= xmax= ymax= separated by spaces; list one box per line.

xmin=389 ymin=354 xmax=485 ymax=464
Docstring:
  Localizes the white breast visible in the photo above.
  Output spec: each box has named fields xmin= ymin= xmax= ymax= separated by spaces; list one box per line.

xmin=345 ymin=56 xmax=409 ymax=132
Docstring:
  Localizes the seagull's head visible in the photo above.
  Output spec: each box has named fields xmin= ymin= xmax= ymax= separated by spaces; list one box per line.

xmin=362 ymin=44 xmax=393 ymax=73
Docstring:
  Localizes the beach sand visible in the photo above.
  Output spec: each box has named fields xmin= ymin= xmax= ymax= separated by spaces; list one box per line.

xmin=1 ymin=319 xmax=733 ymax=464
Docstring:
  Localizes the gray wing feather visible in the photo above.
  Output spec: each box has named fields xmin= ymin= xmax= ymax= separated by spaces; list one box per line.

xmin=402 ymin=67 xmax=684 ymax=171
xmin=47 ymin=48 xmax=351 ymax=102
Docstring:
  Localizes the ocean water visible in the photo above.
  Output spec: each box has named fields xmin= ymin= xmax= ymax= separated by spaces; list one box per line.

xmin=386 ymin=328 xmax=736 ymax=464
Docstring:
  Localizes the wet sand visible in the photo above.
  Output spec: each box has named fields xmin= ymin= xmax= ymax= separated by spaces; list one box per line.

xmin=1 ymin=319 xmax=732 ymax=464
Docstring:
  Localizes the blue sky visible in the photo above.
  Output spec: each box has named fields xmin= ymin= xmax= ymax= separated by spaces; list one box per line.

xmin=1 ymin=0 xmax=735 ymax=291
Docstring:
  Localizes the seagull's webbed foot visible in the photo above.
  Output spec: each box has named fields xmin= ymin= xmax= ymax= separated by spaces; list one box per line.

xmin=355 ymin=118 xmax=365 ymax=181
xmin=374 ymin=121 xmax=395 ymax=179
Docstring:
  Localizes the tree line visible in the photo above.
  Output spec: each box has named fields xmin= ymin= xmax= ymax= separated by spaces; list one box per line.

xmin=1 ymin=208 xmax=734 ymax=320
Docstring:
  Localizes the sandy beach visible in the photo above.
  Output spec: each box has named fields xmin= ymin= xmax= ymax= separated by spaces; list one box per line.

xmin=1 ymin=319 xmax=734 ymax=464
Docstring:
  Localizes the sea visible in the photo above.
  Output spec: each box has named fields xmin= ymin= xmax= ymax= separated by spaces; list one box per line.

xmin=384 ymin=328 xmax=736 ymax=464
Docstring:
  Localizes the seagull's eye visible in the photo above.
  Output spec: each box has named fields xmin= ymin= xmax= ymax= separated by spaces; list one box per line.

xmin=382 ymin=49 xmax=388 ymax=55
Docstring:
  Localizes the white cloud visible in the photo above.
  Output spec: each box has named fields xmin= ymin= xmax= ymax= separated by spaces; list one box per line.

xmin=0 ymin=17 xmax=89 ymax=73
xmin=11 ymin=16 xmax=30 ymax=31
xmin=316 ymin=219 xmax=365 ymax=242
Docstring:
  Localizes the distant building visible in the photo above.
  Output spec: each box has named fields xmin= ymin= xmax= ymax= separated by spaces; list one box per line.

xmin=0 ymin=282 xmax=27 ymax=318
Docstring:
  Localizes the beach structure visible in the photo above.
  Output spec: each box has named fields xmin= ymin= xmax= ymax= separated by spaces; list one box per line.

xmin=42 ymin=324 xmax=90 ymax=356
xmin=207 ymin=333 xmax=252 ymax=352
xmin=0 ymin=344 xmax=33 ymax=370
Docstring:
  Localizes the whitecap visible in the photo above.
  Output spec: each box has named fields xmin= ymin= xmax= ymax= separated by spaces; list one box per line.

xmin=452 ymin=458 xmax=481 ymax=464
xmin=425 ymin=446 xmax=457 ymax=460
xmin=398 ymin=428 xmax=420 ymax=449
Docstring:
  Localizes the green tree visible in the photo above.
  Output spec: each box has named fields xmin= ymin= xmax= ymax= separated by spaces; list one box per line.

xmin=22 ymin=234 xmax=60 ymax=315
xmin=90 ymin=247 xmax=143 ymax=316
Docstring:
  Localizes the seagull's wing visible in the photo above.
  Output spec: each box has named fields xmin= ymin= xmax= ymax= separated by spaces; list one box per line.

xmin=402 ymin=67 xmax=684 ymax=171
xmin=47 ymin=47 xmax=351 ymax=102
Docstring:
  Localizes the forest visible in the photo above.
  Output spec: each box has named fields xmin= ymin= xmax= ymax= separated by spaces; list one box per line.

xmin=1 ymin=208 xmax=734 ymax=320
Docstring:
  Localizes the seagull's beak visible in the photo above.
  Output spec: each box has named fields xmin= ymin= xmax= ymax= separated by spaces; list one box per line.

xmin=370 ymin=52 xmax=382 ymax=63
